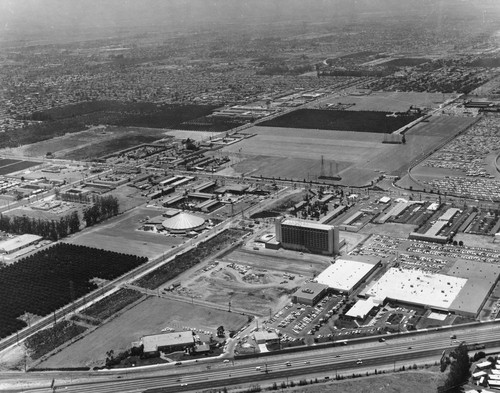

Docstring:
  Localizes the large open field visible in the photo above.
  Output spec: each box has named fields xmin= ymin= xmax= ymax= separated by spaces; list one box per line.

xmin=0 ymin=159 xmax=40 ymax=175
xmin=320 ymin=91 xmax=454 ymax=112
xmin=36 ymin=296 xmax=247 ymax=368
xmin=0 ymin=126 xmax=168 ymax=160
xmin=220 ymin=115 xmax=474 ymax=186
xmin=65 ymin=207 xmax=184 ymax=259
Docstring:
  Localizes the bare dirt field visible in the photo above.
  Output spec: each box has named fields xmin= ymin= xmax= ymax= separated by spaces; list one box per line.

xmin=454 ymin=233 xmax=500 ymax=251
xmin=65 ymin=207 xmax=183 ymax=259
xmin=36 ymin=296 xmax=247 ymax=369
xmin=220 ymin=115 xmax=473 ymax=186
xmin=176 ymin=247 xmax=332 ymax=316
xmin=321 ymin=91 xmax=454 ymax=112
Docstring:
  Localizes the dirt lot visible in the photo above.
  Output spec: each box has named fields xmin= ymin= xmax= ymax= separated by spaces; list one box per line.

xmin=176 ymin=247 xmax=332 ymax=316
xmin=65 ymin=206 xmax=184 ymax=259
xmin=36 ymin=296 xmax=247 ymax=369
xmin=320 ymin=91 xmax=453 ymax=112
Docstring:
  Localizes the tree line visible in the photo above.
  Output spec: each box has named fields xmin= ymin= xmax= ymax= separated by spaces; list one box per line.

xmin=0 ymin=211 xmax=80 ymax=241
xmin=83 ymin=195 xmax=119 ymax=227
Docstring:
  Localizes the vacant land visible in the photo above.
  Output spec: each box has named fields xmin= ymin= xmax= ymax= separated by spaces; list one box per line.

xmin=260 ymin=109 xmax=419 ymax=133
xmin=176 ymin=248 xmax=331 ymax=315
xmin=285 ymin=369 xmax=443 ymax=393
xmin=65 ymin=207 xmax=184 ymax=258
xmin=36 ymin=296 xmax=247 ymax=368
xmin=221 ymin=116 xmax=473 ymax=186
xmin=1 ymin=126 xmax=167 ymax=160
xmin=320 ymin=91 xmax=452 ymax=112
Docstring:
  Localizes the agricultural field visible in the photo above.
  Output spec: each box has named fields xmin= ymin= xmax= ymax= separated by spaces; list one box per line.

xmin=0 ymin=126 xmax=167 ymax=160
xmin=221 ymin=115 xmax=472 ymax=186
xmin=65 ymin=207 xmax=184 ymax=259
xmin=0 ymin=244 xmax=147 ymax=339
xmin=36 ymin=296 xmax=247 ymax=369
xmin=260 ymin=109 xmax=419 ymax=133
xmin=0 ymin=159 xmax=40 ymax=175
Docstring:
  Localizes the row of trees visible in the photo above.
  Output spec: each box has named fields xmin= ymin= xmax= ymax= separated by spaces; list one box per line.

xmin=83 ymin=195 xmax=119 ymax=227
xmin=0 ymin=212 xmax=80 ymax=241
xmin=0 ymin=243 xmax=147 ymax=339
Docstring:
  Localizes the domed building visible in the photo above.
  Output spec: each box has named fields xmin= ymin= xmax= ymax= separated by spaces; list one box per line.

xmin=161 ymin=212 xmax=206 ymax=234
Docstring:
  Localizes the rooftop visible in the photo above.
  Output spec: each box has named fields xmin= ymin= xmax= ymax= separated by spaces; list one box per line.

xmin=345 ymin=298 xmax=378 ymax=319
xmin=141 ymin=331 xmax=194 ymax=353
xmin=292 ymin=282 xmax=329 ymax=301
xmin=0 ymin=234 xmax=42 ymax=253
xmin=364 ymin=268 xmax=467 ymax=311
xmin=281 ymin=218 xmax=334 ymax=232
xmin=314 ymin=256 xmax=380 ymax=292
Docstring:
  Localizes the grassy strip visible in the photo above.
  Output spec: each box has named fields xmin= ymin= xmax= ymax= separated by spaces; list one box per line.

xmin=81 ymin=288 xmax=143 ymax=321
xmin=25 ymin=320 xmax=87 ymax=360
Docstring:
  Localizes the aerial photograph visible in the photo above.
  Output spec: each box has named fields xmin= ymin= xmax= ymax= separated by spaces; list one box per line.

xmin=2 ymin=0 xmax=500 ymax=392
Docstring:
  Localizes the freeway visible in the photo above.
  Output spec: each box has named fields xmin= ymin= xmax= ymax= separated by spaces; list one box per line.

xmin=13 ymin=322 xmax=500 ymax=393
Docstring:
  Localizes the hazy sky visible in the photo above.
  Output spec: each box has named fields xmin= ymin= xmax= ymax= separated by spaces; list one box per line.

xmin=0 ymin=0 xmax=498 ymax=43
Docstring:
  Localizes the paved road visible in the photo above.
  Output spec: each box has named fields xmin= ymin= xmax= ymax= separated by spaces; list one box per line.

xmin=11 ymin=321 xmax=500 ymax=393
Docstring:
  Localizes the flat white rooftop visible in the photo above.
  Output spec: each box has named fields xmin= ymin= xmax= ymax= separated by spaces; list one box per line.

xmin=365 ymin=268 xmax=467 ymax=310
xmin=0 ymin=234 xmax=42 ymax=253
xmin=315 ymin=257 xmax=379 ymax=292
xmin=281 ymin=218 xmax=333 ymax=232
xmin=345 ymin=298 xmax=378 ymax=319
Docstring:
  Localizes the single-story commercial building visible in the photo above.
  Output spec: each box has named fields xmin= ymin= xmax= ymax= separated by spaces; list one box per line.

xmin=292 ymin=282 xmax=329 ymax=306
xmin=141 ymin=331 xmax=195 ymax=354
xmin=314 ymin=255 xmax=381 ymax=295
xmin=0 ymin=234 xmax=42 ymax=254
xmin=253 ymin=331 xmax=279 ymax=345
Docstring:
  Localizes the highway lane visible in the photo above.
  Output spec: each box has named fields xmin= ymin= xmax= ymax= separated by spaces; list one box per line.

xmin=17 ymin=324 xmax=500 ymax=393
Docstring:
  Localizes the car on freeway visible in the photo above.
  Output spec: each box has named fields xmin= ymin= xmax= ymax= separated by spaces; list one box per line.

xmin=286 ymin=362 xmax=292 ymax=366
xmin=175 ymin=361 xmax=182 ymax=365
xmin=356 ymin=359 xmax=363 ymax=365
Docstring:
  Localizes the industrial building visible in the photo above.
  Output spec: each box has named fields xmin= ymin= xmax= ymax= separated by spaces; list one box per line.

xmin=314 ymin=255 xmax=381 ymax=294
xmin=0 ymin=234 xmax=43 ymax=254
xmin=361 ymin=259 xmax=500 ymax=318
xmin=291 ymin=282 xmax=329 ymax=306
xmin=275 ymin=218 xmax=339 ymax=255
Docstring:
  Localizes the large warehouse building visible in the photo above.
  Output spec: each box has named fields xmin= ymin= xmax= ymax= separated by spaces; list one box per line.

xmin=361 ymin=259 xmax=500 ymax=318
xmin=275 ymin=218 xmax=339 ymax=255
xmin=314 ymin=255 xmax=381 ymax=294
